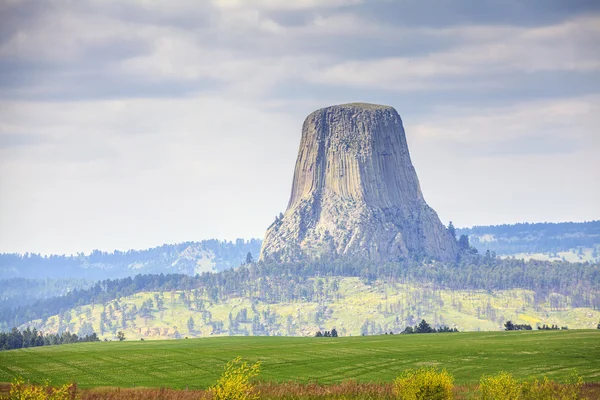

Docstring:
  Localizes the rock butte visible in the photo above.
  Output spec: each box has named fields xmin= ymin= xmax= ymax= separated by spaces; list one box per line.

xmin=259 ymin=103 xmax=457 ymax=263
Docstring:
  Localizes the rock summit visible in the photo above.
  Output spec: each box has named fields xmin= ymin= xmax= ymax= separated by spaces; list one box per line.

xmin=259 ymin=103 xmax=457 ymax=262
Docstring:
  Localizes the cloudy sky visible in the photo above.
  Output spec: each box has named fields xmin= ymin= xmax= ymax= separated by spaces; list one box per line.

xmin=1 ymin=0 xmax=599 ymax=255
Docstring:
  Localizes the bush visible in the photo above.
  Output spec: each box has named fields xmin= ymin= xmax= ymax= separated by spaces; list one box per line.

xmin=393 ymin=367 xmax=454 ymax=400
xmin=479 ymin=372 xmax=521 ymax=400
xmin=9 ymin=376 xmax=79 ymax=400
xmin=210 ymin=357 xmax=261 ymax=400
xmin=521 ymin=374 xmax=582 ymax=400
xmin=478 ymin=372 xmax=583 ymax=400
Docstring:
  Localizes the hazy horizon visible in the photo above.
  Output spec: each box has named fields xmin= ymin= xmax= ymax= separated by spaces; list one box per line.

xmin=1 ymin=0 xmax=599 ymax=255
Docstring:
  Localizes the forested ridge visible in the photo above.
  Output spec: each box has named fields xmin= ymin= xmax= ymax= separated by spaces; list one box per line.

xmin=2 ymin=252 xmax=598 ymax=332
xmin=1 ymin=221 xmax=597 ymax=281
xmin=1 ymin=221 xmax=599 ymax=335
xmin=0 ymin=278 xmax=92 ymax=310
xmin=0 ymin=239 xmax=261 ymax=280
xmin=458 ymin=220 xmax=600 ymax=256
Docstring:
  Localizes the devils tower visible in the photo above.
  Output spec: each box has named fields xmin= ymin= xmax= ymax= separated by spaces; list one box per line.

xmin=259 ymin=103 xmax=457 ymax=263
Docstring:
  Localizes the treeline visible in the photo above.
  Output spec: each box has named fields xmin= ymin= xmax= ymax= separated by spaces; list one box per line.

xmin=2 ymin=255 xmax=599 ymax=331
xmin=0 ymin=327 xmax=99 ymax=351
xmin=401 ymin=319 xmax=458 ymax=334
xmin=0 ymin=239 xmax=262 ymax=280
xmin=504 ymin=321 xmax=570 ymax=331
xmin=504 ymin=321 xmax=533 ymax=331
xmin=0 ymin=277 xmax=91 ymax=310
xmin=315 ymin=328 xmax=338 ymax=337
xmin=537 ymin=324 xmax=563 ymax=330
xmin=458 ymin=220 xmax=600 ymax=256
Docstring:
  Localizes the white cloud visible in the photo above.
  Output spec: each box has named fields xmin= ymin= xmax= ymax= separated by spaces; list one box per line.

xmin=406 ymin=96 xmax=600 ymax=227
xmin=410 ymin=95 xmax=600 ymax=147
xmin=0 ymin=96 xmax=302 ymax=254
xmin=308 ymin=16 xmax=600 ymax=90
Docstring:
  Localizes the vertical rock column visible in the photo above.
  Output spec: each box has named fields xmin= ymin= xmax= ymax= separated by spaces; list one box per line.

xmin=260 ymin=103 xmax=457 ymax=263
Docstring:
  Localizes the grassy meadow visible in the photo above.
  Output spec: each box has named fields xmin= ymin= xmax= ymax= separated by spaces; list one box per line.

xmin=1 ymin=330 xmax=599 ymax=390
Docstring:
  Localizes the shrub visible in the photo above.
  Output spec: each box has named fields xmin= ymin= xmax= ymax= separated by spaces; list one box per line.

xmin=210 ymin=357 xmax=261 ymax=400
xmin=9 ymin=376 xmax=79 ymax=400
xmin=521 ymin=374 xmax=582 ymax=400
xmin=393 ymin=367 xmax=454 ymax=400
xmin=478 ymin=372 xmax=583 ymax=400
xmin=478 ymin=372 xmax=521 ymax=400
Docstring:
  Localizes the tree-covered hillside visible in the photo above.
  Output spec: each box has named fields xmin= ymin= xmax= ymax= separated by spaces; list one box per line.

xmin=458 ymin=220 xmax=600 ymax=261
xmin=2 ymin=221 xmax=600 ymax=336
xmin=0 ymin=278 xmax=92 ymax=311
xmin=4 ymin=252 xmax=599 ymax=334
xmin=0 ymin=239 xmax=261 ymax=280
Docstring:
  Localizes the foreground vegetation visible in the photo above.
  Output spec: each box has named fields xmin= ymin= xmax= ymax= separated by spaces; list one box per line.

xmin=3 ymin=381 xmax=600 ymax=400
xmin=2 ymin=363 xmax=599 ymax=399
xmin=1 ymin=330 xmax=598 ymax=390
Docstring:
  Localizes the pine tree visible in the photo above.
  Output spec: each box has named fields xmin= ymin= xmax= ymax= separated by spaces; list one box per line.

xmin=448 ymin=221 xmax=456 ymax=241
xmin=187 ymin=316 xmax=195 ymax=333
xmin=415 ymin=319 xmax=433 ymax=333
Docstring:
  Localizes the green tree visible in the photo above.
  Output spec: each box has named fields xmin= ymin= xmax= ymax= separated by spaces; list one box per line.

xmin=415 ymin=319 xmax=433 ymax=333
xmin=245 ymin=252 xmax=254 ymax=265
xmin=458 ymin=235 xmax=470 ymax=252
xmin=117 ymin=331 xmax=126 ymax=341
xmin=447 ymin=221 xmax=456 ymax=241
xmin=121 ymin=312 xmax=127 ymax=329
xmin=187 ymin=316 xmax=195 ymax=333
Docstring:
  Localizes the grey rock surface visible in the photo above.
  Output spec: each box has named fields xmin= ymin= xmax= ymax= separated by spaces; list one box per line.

xmin=259 ymin=103 xmax=457 ymax=262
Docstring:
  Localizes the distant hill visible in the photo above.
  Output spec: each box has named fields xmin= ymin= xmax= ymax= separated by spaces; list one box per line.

xmin=0 ymin=239 xmax=262 ymax=280
xmin=457 ymin=220 xmax=600 ymax=262
xmin=2 ymin=221 xmax=598 ymax=283
xmin=2 ymin=221 xmax=599 ymax=322
xmin=4 ymin=253 xmax=599 ymax=334
xmin=0 ymin=278 xmax=92 ymax=312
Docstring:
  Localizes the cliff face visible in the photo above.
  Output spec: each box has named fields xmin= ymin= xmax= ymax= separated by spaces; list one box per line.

xmin=259 ymin=103 xmax=457 ymax=262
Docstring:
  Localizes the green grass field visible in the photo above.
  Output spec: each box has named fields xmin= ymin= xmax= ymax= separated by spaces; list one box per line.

xmin=1 ymin=330 xmax=599 ymax=389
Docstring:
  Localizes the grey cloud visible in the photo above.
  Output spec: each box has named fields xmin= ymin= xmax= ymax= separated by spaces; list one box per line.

xmin=353 ymin=0 xmax=600 ymax=28
xmin=0 ymin=59 xmax=223 ymax=101
xmin=270 ymin=69 xmax=600 ymax=118
xmin=2 ymin=0 xmax=598 ymax=104
xmin=250 ymin=0 xmax=599 ymax=30
xmin=62 ymin=0 xmax=217 ymax=30
xmin=0 ymin=1 xmax=53 ymax=46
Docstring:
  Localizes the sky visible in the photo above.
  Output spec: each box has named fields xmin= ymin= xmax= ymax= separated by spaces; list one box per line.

xmin=0 ymin=0 xmax=599 ymax=255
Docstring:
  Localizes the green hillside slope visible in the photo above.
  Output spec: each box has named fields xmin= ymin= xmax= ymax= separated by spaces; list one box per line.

xmin=22 ymin=278 xmax=600 ymax=340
